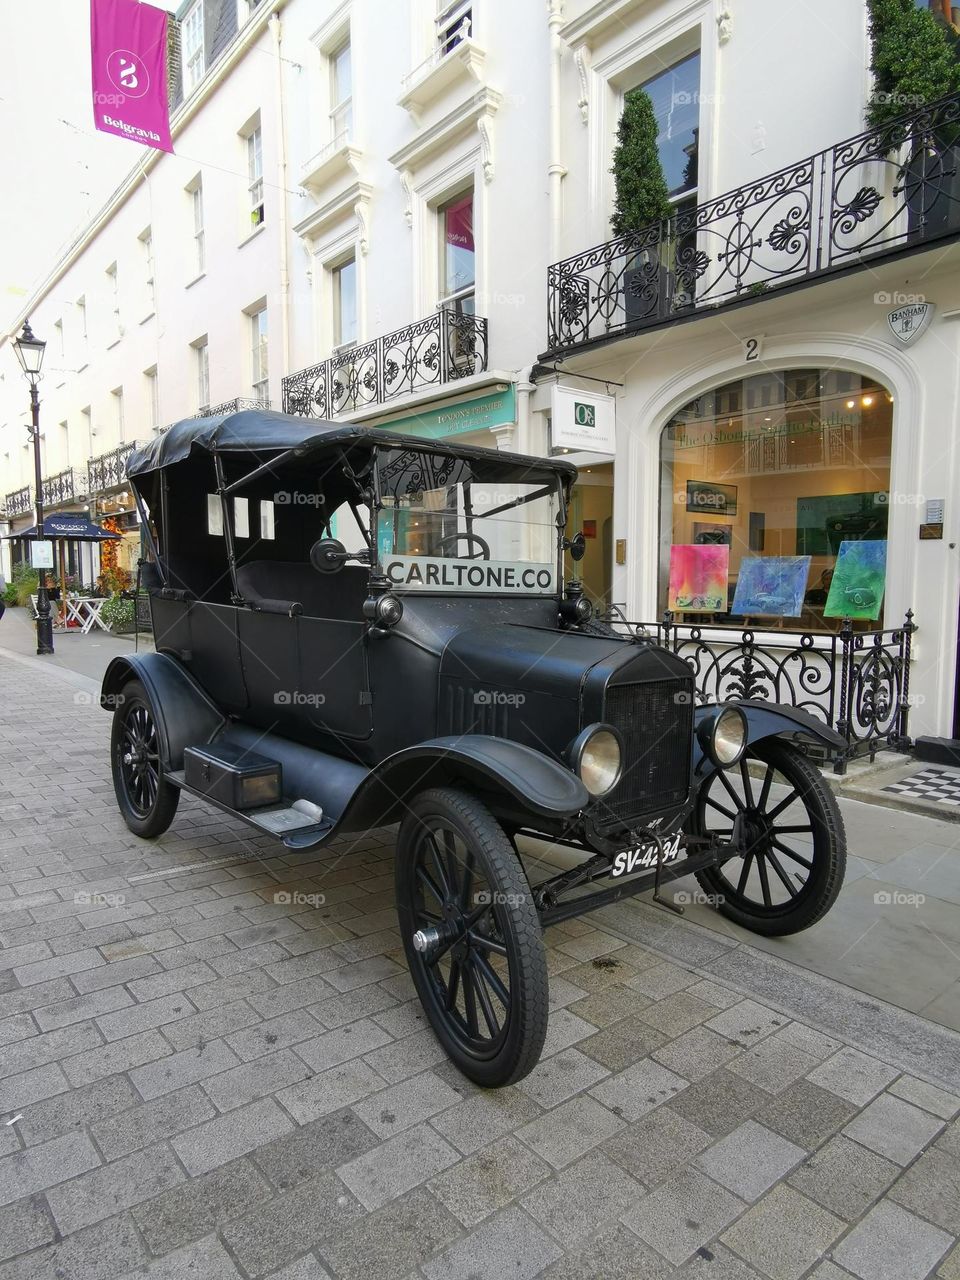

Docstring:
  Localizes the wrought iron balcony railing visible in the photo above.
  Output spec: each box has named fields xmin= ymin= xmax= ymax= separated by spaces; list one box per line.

xmin=282 ymin=310 xmax=488 ymax=420
xmin=547 ymin=91 xmax=960 ymax=354
xmin=41 ymin=468 xmax=83 ymax=510
xmin=198 ymin=397 xmax=272 ymax=418
xmin=3 ymin=485 xmax=31 ymax=518
xmin=87 ymin=442 xmax=137 ymax=494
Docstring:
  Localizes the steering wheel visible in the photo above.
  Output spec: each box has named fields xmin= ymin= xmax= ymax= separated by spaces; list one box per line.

xmin=436 ymin=531 xmax=491 ymax=561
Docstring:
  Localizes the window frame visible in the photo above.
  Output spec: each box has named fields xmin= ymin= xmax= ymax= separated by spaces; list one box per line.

xmin=436 ymin=0 xmax=473 ymax=56
xmin=329 ymin=38 xmax=353 ymax=142
xmin=182 ymin=0 xmax=205 ymax=93
xmin=249 ymin=306 xmax=269 ymax=400
xmin=332 ymin=256 xmax=358 ymax=350
xmin=193 ymin=337 xmax=210 ymax=411
xmin=437 ymin=186 xmax=476 ymax=314
xmin=247 ymin=124 xmax=264 ymax=227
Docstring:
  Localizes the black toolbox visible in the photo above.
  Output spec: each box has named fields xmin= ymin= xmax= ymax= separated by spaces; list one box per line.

xmin=183 ymin=742 xmax=282 ymax=810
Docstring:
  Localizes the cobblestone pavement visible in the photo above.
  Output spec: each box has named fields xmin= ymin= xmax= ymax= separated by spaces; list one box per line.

xmin=2 ymin=650 xmax=960 ymax=1279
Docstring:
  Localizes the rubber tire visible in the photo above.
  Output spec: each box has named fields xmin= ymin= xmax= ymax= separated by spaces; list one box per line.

xmin=396 ymin=788 xmax=549 ymax=1087
xmin=694 ymin=739 xmax=846 ymax=937
xmin=111 ymin=679 xmax=180 ymax=839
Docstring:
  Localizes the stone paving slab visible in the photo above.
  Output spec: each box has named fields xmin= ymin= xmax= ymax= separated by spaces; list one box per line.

xmin=3 ymin=650 xmax=960 ymax=1278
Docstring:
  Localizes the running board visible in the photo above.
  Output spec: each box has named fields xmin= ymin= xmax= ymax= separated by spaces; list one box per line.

xmin=166 ymin=771 xmax=336 ymax=849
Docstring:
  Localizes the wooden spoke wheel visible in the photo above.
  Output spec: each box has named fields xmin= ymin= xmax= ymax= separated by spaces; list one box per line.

xmin=111 ymin=680 xmax=180 ymax=838
xmin=396 ymin=788 xmax=548 ymax=1086
xmin=693 ymin=738 xmax=846 ymax=936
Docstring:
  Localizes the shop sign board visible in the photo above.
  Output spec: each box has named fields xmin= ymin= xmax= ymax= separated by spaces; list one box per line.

xmin=378 ymin=387 xmax=516 ymax=441
xmin=550 ymin=385 xmax=616 ymax=453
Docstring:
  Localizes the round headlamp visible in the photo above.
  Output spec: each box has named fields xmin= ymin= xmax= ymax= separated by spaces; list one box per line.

xmin=697 ymin=705 xmax=747 ymax=769
xmin=567 ymin=724 xmax=623 ymax=797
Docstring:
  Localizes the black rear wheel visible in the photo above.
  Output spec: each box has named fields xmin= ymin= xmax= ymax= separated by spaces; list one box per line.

xmin=111 ymin=680 xmax=180 ymax=838
xmin=693 ymin=738 xmax=845 ymax=936
xmin=396 ymin=788 xmax=548 ymax=1087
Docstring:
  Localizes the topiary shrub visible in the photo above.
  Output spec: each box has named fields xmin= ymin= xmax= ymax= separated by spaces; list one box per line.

xmin=867 ymin=0 xmax=960 ymax=128
xmin=611 ymin=90 xmax=672 ymax=236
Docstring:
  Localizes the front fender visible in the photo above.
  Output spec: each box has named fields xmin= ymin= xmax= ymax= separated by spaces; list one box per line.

xmin=101 ymin=653 xmax=225 ymax=770
xmin=692 ymin=700 xmax=844 ymax=774
xmin=338 ymin=734 xmax=590 ymax=832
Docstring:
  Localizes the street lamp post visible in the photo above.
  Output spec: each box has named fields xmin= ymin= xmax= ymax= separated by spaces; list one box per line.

xmin=12 ymin=320 xmax=53 ymax=655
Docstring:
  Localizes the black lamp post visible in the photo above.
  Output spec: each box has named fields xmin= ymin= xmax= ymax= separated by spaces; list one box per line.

xmin=12 ymin=320 xmax=53 ymax=655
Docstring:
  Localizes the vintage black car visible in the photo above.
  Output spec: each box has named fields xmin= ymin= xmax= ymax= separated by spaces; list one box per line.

xmin=102 ymin=410 xmax=846 ymax=1086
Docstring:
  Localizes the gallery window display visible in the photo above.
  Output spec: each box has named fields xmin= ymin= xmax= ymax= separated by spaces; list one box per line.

xmin=658 ymin=368 xmax=893 ymax=632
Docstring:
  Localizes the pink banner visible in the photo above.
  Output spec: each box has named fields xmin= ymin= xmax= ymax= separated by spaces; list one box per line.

xmin=91 ymin=0 xmax=173 ymax=153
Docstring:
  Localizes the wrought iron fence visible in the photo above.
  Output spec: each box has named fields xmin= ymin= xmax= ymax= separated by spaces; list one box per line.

xmin=3 ymin=486 xmax=32 ymax=517
xmin=599 ymin=608 xmax=917 ymax=773
xmin=547 ymin=91 xmax=960 ymax=352
xmin=87 ymin=442 xmax=136 ymax=494
xmin=199 ymin=398 xmax=272 ymax=418
xmin=41 ymin=468 xmax=82 ymax=510
xmin=282 ymin=310 xmax=488 ymax=419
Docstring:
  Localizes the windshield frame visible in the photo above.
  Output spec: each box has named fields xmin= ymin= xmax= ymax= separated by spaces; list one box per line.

xmin=369 ymin=443 xmax=569 ymax=598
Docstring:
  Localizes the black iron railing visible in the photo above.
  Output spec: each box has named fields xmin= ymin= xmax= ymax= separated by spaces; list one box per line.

xmin=548 ymin=91 xmax=960 ymax=353
xmin=41 ymin=468 xmax=81 ymax=510
xmin=282 ymin=310 xmax=488 ymax=419
xmin=599 ymin=608 xmax=917 ymax=773
xmin=199 ymin=398 xmax=272 ymax=418
xmin=87 ymin=442 xmax=136 ymax=494
xmin=3 ymin=486 xmax=32 ymax=517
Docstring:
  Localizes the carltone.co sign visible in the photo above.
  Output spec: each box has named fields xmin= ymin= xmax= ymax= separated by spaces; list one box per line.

xmin=90 ymin=0 xmax=173 ymax=153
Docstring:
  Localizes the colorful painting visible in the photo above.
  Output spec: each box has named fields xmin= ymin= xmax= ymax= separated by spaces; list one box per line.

xmin=731 ymin=556 xmax=811 ymax=617
xmin=668 ymin=544 xmax=729 ymax=613
xmin=824 ymin=539 xmax=887 ymax=620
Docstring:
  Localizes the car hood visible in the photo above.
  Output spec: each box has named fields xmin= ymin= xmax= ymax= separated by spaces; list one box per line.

xmin=439 ymin=622 xmax=684 ymax=699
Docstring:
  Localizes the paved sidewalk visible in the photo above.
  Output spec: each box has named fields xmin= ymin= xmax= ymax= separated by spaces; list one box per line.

xmin=2 ymin=650 xmax=960 ymax=1278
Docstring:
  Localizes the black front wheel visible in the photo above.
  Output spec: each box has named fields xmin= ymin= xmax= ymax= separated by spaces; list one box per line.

xmin=693 ymin=738 xmax=846 ymax=936
xmin=396 ymin=788 xmax=548 ymax=1087
xmin=111 ymin=680 xmax=180 ymax=838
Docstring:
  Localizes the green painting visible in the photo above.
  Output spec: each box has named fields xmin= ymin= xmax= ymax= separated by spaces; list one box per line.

xmin=824 ymin=539 xmax=887 ymax=620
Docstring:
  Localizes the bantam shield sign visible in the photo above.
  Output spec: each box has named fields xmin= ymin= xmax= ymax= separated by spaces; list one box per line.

xmin=887 ymin=302 xmax=934 ymax=346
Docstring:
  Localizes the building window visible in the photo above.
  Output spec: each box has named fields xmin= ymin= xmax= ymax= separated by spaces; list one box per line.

xmin=140 ymin=228 xmax=156 ymax=314
xmin=631 ymin=50 xmax=701 ymax=208
xmin=53 ymin=319 xmax=64 ymax=361
xmin=330 ymin=39 xmax=352 ymax=141
xmin=250 ymin=307 xmax=268 ymax=400
xmin=76 ymin=296 xmax=87 ymax=351
xmin=437 ymin=0 xmax=472 ymax=55
xmin=658 ymin=368 xmax=893 ymax=633
xmin=190 ymin=178 xmax=205 ymax=274
xmin=111 ymin=387 xmax=125 ymax=439
xmin=145 ymin=367 xmax=160 ymax=433
xmin=106 ymin=262 xmax=120 ymax=338
xmin=438 ymin=189 xmax=475 ymax=315
xmin=333 ymin=258 xmax=357 ymax=349
xmin=246 ymin=123 xmax=264 ymax=227
xmin=193 ymin=337 xmax=210 ymax=410
xmin=81 ymin=406 xmax=92 ymax=451
xmin=182 ymin=0 xmax=204 ymax=93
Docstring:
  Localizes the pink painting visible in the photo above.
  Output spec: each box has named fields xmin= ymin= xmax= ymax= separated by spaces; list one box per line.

xmin=668 ymin=544 xmax=730 ymax=613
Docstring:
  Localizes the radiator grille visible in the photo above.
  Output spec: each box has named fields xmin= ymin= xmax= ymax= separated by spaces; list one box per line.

xmin=599 ymin=679 xmax=694 ymax=825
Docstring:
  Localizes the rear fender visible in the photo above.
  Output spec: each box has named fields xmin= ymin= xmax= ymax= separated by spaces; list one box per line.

xmin=692 ymin=700 xmax=844 ymax=775
xmin=101 ymin=653 xmax=225 ymax=770
xmin=338 ymin=735 xmax=590 ymax=832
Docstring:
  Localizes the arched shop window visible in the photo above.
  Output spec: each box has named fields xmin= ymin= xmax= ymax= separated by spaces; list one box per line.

xmin=658 ymin=368 xmax=893 ymax=633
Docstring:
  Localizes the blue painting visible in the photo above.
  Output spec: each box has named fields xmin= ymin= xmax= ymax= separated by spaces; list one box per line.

xmin=732 ymin=556 xmax=811 ymax=618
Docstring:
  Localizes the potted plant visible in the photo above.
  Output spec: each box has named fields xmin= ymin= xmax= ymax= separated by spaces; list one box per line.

xmin=611 ymin=90 xmax=673 ymax=326
xmin=867 ymin=0 xmax=960 ymax=238
xmin=101 ymin=595 xmax=137 ymax=635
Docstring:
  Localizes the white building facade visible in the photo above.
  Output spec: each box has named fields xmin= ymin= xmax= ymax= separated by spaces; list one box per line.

xmin=1 ymin=0 xmax=958 ymax=750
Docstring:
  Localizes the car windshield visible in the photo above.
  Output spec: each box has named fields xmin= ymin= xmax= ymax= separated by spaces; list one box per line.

xmin=375 ymin=447 xmax=561 ymax=595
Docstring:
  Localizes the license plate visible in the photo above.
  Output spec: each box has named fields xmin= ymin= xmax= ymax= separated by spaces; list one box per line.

xmin=611 ymin=830 xmax=683 ymax=879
